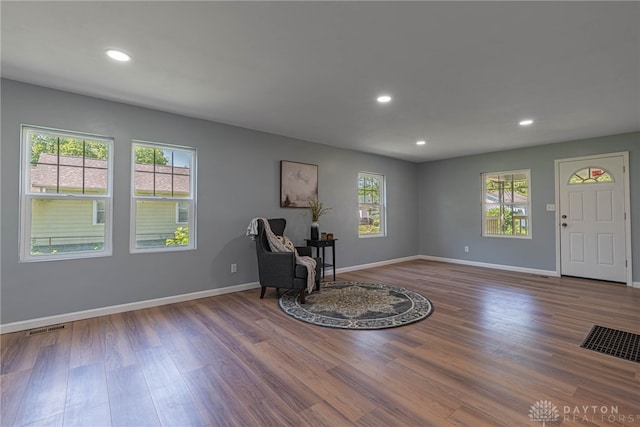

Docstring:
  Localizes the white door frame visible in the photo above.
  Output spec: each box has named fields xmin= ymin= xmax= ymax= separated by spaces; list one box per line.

xmin=554 ymin=152 xmax=633 ymax=286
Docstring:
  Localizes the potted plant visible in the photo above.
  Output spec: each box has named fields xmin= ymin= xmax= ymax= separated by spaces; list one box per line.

xmin=308 ymin=199 xmax=331 ymax=240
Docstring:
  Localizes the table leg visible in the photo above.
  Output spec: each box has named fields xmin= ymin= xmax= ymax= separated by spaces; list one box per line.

xmin=332 ymin=243 xmax=336 ymax=281
xmin=314 ymin=247 xmax=321 ymax=279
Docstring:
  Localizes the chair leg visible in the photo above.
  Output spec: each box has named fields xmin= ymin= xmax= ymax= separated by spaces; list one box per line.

xmin=299 ymin=289 xmax=305 ymax=304
xmin=260 ymin=286 xmax=266 ymax=299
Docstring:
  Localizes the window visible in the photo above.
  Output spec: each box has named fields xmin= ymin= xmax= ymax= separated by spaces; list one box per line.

xmin=482 ymin=169 xmax=531 ymax=238
xmin=176 ymin=201 xmax=189 ymax=224
xmin=93 ymin=200 xmax=106 ymax=225
xmin=130 ymin=141 xmax=196 ymax=252
xmin=569 ymin=167 xmax=613 ymax=184
xmin=358 ymin=172 xmax=386 ymax=237
xmin=20 ymin=126 xmax=113 ymax=261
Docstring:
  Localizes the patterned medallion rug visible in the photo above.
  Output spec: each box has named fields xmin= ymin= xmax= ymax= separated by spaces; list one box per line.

xmin=278 ymin=281 xmax=434 ymax=329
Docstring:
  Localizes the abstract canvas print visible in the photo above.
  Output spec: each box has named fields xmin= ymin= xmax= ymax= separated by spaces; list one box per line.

xmin=280 ymin=161 xmax=318 ymax=208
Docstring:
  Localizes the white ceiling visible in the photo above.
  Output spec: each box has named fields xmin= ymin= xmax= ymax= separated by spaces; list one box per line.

xmin=2 ymin=1 xmax=639 ymax=162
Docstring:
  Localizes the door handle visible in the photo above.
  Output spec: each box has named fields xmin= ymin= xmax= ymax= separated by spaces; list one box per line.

xmin=561 ymin=214 xmax=567 ymax=219
xmin=561 ymin=223 xmax=568 ymax=227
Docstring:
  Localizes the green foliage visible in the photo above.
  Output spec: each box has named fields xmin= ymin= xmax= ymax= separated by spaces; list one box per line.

xmin=30 ymin=246 xmax=58 ymax=255
xmin=358 ymin=223 xmax=381 ymax=235
xmin=359 ymin=208 xmax=381 ymax=235
xmin=485 ymin=176 xmax=528 ymax=198
xmin=358 ymin=174 xmax=383 ymax=235
xmin=29 ymin=134 xmax=169 ymax=167
xmin=30 ymin=134 xmax=109 ymax=165
xmin=30 ymin=238 xmax=59 ymax=255
xmin=166 ymin=227 xmax=189 ymax=246
xmin=486 ymin=207 xmax=527 ymax=235
xmin=484 ymin=173 xmax=529 ymax=236
xmin=358 ymin=176 xmax=381 ymax=203
xmin=135 ymin=147 xmax=169 ymax=165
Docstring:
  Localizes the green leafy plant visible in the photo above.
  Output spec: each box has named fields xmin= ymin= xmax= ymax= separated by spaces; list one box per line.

xmin=135 ymin=147 xmax=169 ymax=165
xmin=30 ymin=239 xmax=58 ymax=255
xmin=30 ymin=134 xmax=109 ymax=165
xmin=166 ymin=227 xmax=189 ymax=246
xmin=308 ymin=199 xmax=331 ymax=222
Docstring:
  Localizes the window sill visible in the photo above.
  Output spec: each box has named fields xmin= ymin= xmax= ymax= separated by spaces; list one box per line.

xmin=482 ymin=233 xmax=532 ymax=240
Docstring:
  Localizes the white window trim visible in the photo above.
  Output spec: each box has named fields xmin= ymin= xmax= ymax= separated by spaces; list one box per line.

xmin=19 ymin=125 xmax=114 ymax=262
xmin=130 ymin=140 xmax=197 ymax=253
xmin=358 ymin=171 xmax=387 ymax=238
xmin=481 ymin=168 xmax=532 ymax=239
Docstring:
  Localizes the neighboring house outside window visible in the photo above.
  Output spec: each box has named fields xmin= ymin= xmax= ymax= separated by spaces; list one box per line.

xmin=20 ymin=126 xmax=113 ymax=261
xmin=358 ymin=171 xmax=386 ymax=237
xmin=130 ymin=141 xmax=196 ymax=252
xmin=482 ymin=169 xmax=531 ymax=238
xmin=93 ymin=200 xmax=106 ymax=225
xmin=176 ymin=201 xmax=189 ymax=224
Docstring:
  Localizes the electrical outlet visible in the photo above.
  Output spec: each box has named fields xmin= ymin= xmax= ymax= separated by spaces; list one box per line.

xmin=464 ymin=246 xmax=469 ymax=253
xmin=231 ymin=263 xmax=237 ymax=273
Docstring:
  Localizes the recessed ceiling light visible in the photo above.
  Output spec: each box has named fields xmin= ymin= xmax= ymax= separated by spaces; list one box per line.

xmin=106 ymin=49 xmax=131 ymax=62
xmin=377 ymin=95 xmax=392 ymax=103
xmin=519 ymin=119 xmax=534 ymax=126
xmin=416 ymin=140 xmax=426 ymax=146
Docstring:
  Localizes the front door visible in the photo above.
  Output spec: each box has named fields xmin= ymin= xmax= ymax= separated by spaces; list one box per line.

xmin=558 ymin=154 xmax=628 ymax=283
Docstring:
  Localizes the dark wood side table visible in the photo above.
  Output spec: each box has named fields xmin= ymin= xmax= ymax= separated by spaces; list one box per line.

xmin=305 ymin=239 xmax=337 ymax=281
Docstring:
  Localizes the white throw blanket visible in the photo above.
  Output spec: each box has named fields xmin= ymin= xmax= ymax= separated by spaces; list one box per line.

xmin=246 ymin=217 xmax=261 ymax=240
xmin=253 ymin=218 xmax=317 ymax=294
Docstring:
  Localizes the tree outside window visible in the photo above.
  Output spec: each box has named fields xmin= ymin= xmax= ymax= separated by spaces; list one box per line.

xmin=20 ymin=126 xmax=113 ymax=261
xmin=482 ymin=170 xmax=531 ymax=238
xmin=358 ymin=172 xmax=386 ymax=237
xmin=130 ymin=141 xmax=196 ymax=252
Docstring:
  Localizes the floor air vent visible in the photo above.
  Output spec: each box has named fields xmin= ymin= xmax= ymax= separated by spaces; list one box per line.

xmin=581 ymin=325 xmax=639 ymax=363
xmin=26 ymin=324 xmax=66 ymax=336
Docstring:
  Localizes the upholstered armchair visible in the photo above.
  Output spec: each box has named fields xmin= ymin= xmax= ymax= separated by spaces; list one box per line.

xmin=255 ymin=218 xmax=320 ymax=303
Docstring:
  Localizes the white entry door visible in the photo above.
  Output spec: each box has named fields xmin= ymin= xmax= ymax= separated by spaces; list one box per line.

xmin=558 ymin=154 xmax=628 ymax=283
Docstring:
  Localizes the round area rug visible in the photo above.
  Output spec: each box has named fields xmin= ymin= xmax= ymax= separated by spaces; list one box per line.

xmin=278 ymin=281 xmax=434 ymax=329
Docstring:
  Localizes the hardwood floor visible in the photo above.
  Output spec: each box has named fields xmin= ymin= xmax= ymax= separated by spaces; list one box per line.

xmin=2 ymin=260 xmax=639 ymax=426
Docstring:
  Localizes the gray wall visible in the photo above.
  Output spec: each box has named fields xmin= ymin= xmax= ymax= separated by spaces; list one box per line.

xmin=2 ymin=78 xmax=637 ymax=326
xmin=418 ymin=132 xmax=639 ymax=278
xmin=1 ymin=79 xmax=419 ymax=324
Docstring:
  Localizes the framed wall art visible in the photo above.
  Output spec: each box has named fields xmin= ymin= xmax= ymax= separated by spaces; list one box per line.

xmin=280 ymin=160 xmax=318 ymax=208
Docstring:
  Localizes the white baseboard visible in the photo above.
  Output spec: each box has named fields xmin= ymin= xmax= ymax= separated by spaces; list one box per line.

xmin=0 ymin=282 xmax=260 ymax=334
xmin=332 ymin=255 xmax=421 ymax=275
xmin=419 ymin=256 xmax=639 ymax=287
xmin=418 ymin=255 xmax=559 ymax=277
xmin=329 ymin=254 xmax=557 ymax=277
xmin=1 ymin=256 xmax=417 ymax=334
xmin=3 ymin=256 xmax=631 ymax=333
